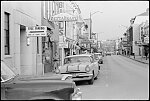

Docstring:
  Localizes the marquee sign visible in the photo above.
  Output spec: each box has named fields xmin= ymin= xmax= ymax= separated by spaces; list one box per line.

xmin=49 ymin=13 xmax=78 ymax=22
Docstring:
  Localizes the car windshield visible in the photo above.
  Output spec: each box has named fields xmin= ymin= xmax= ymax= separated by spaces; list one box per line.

xmin=1 ymin=61 xmax=16 ymax=82
xmin=64 ymin=56 xmax=91 ymax=64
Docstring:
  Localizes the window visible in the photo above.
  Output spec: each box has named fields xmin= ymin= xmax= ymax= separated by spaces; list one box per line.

xmin=42 ymin=37 xmax=46 ymax=53
xmin=37 ymin=37 xmax=39 ymax=54
xmin=4 ymin=12 xmax=10 ymax=55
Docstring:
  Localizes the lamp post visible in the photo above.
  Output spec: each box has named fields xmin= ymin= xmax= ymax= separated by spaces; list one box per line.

xmin=90 ymin=11 xmax=103 ymax=53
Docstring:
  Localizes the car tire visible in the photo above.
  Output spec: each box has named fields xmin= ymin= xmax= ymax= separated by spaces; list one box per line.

xmin=88 ymin=72 xmax=94 ymax=85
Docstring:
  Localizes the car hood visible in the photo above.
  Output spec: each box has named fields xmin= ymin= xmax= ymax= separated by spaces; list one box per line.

xmin=17 ymin=73 xmax=69 ymax=81
xmin=59 ymin=62 xmax=91 ymax=73
xmin=2 ymin=73 xmax=76 ymax=100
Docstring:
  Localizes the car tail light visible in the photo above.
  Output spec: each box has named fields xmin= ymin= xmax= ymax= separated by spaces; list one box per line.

xmin=85 ymin=65 xmax=90 ymax=72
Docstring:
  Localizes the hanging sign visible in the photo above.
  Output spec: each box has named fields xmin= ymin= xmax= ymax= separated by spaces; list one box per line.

xmin=26 ymin=26 xmax=47 ymax=37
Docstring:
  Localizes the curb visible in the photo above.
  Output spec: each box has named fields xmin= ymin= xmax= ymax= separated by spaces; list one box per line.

xmin=121 ymin=55 xmax=149 ymax=64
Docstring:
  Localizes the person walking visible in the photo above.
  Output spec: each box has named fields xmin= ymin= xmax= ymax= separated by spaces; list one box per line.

xmin=53 ymin=52 xmax=59 ymax=71
xmin=73 ymin=52 xmax=76 ymax=55
xmin=145 ymin=51 xmax=148 ymax=60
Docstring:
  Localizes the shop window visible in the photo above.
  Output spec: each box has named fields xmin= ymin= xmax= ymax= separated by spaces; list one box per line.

xmin=4 ymin=12 xmax=10 ymax=55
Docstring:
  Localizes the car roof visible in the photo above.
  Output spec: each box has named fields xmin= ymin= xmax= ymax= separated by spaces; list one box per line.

xmin=65 ymin=54 xmax=92 ymax=58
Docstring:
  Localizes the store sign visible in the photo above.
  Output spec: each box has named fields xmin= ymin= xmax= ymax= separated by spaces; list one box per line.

xmin=49 ymin=13 xmax=78 ymax=22
xmin=26 ymin=26 xmax=47 ymax=37
xmin=58 ymin=22 xmax=65 ymax=35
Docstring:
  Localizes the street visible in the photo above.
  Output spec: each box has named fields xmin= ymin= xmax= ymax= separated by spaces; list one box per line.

xmin=76 ymin=55 xmax=149 ymax=100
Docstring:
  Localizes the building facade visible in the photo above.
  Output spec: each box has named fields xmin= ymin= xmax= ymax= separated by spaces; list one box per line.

xmin=132 ymin=8 xmax=149 ymax=56
xmin=1 ymin=1 xmax=42 ymax=75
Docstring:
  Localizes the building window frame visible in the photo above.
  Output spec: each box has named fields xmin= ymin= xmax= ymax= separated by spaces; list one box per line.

xmin=4 ymin=12 xmax=10 ymax=55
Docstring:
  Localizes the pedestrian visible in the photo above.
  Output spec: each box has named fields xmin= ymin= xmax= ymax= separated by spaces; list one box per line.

xmin=73 ymin=52 xmax=76 ymax=55
xmin=66 ymin=52 xmax=70 ymax=56
xmin=53 ymin=52 xmax=59 ymax=71
xmin=144 ymin=47 xmax=149 ymax=60
xmin=145 ymin=52 xmax=148 ymax=60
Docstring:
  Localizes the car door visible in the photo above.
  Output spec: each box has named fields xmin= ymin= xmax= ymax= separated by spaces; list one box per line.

xmin=90 ymin=56 xmax=98 ymax=77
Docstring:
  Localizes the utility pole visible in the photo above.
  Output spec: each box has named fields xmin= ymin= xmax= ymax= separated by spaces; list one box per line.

xmin=90 ymin=12 xmax=92 ymax=53
xmin=89 ymin=11 xmax=102 ymax=53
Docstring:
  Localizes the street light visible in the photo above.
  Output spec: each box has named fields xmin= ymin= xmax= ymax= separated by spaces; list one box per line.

xmin=89 ymin=11 xmax=103 ymax=53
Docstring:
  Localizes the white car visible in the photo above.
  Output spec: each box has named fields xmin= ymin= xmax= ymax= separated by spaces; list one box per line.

xmin=55 ymin=54 xmax=100 ymax=85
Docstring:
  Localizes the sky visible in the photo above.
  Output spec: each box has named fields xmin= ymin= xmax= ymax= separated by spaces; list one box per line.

xmin=76 ymin=1 xmax=149 ymax=41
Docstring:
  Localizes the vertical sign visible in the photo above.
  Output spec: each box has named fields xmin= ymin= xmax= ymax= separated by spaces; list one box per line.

xmin=59 ymin=21 xmax=65 ymax=43
xmin=58 ymin=21 xmax=65 ymax=36
xmin=58 ymin=2 xmax=64 ymax=13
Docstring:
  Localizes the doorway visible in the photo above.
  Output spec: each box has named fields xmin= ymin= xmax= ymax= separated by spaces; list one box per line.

xmin=20 ymin=25 xmax=32 ymax=75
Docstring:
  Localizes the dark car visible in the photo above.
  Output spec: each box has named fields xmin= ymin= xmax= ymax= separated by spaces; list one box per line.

xmin=1 ymin=60 xmax=82 ymax=100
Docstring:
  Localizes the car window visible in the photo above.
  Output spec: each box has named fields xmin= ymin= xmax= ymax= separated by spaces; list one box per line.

xmin=1 ymin=61 xmax=16 ymax=82
xmin=64 ymin=56 xmax=91 ymax=64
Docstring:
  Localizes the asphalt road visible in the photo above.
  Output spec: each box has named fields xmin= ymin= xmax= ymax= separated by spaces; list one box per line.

xmin=76 ymin=55 xmax=149 ymax=100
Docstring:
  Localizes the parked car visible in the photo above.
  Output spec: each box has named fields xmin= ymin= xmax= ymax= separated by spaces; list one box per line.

xmin=93 ymin=53 xmax=103 ymax=65
xmin=1 ymin=60 xmax=82 ymax=100
xmin=55 ymin=54 xmax=99 ymax=85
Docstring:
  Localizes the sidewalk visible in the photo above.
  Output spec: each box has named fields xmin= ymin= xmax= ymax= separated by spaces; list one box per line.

xmin=122 ymin=55 xmax=149 ymax=64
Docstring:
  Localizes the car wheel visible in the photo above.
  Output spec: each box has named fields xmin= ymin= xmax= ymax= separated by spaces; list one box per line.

xmin=88 ymin=72 xmax=94 ymax=85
